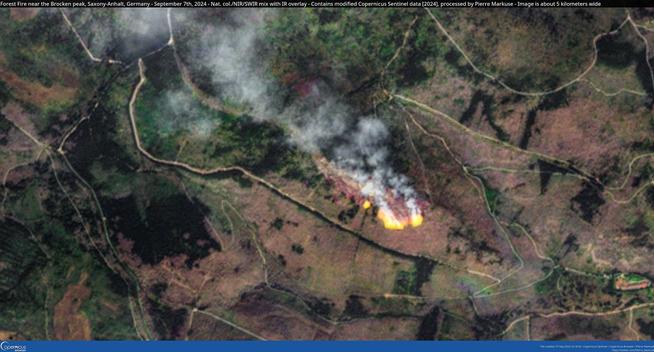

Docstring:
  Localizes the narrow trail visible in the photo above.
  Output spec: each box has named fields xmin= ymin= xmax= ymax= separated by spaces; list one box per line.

xmin=55 ymin=10 xmax=494 ymax=337
xmin=539 ymin=302 xmax=654 ymax=319
xmin=582 ymin=78 xmax=647 ymax=97
xmin=167 ymin=9 xmax=243 ymax=117
xmin=147 ymin=34 xmax=539 ymax=298
xmin=500 ymin=315 xmax=530 ymax=339
xmin=57 ymin=15 xmax=275 ymax=337
xmin=399 ymin=97 xmax=568 ymax=297
xmin=502 ymin=303 xmax=654 ymax=340
xmin=7 ymin=11 xmax=164 ymax=334
xmin=393 ymin=93 xmax=599 ymax=182
xmin=129 ymin=58 xmax=453 ymax=272
xmin=129 ymin=48 xmax=520 ymax=306
xmin=163 ymin=7 xmax=638 ymax=302
xmin=394 ymin=93 xmax=654 ymax=206
xmin=194 ymin=308 xmax=268 ymax=340
xmin=60 ymin=9 xmax=122 ymax=65
xmin=51 ymin=6 xmax=654 ymax=333
xmin=424 ymin=8 xmax=654 ymax=98
xmin=628 ymin=307 xmax=643 ymax=341
xmin=399 ymin=9 xmax=654 ymax=211
xmin=403 ymin=117 xmax=433 ymax=203
xmin=381 ymin=16 xmax=419 ymax=82
xmin=2 ymin=116 xmax=152 ymax=340
xmin=397 ymin=96 xmax=645 ymax=301
xmin=1 ymin=153 xmax=45 ymax=216
xmin=396 ymin=103 xmax=528 ymax=295
xmin=424 ymin=6 xmax=610 ymax=96
xmin=56 ymin=147 xmax=153 ymax=340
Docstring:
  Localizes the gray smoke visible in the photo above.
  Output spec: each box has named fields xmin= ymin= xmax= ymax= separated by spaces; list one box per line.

xmin=67 ymin=8 xmax=175 ymax=60
xmin=81 ymin=8 xmax=420 ymax=213
xmin=115 ymin=8 xmax=168 ymax=37
xmin=196 ymin=10 xmax=276 ymax=119
xmin=163 ymin=89 xmax=217 ymax=138
xmin=190 ymin=9 xmax=419 ymax=212
xmin=338 ymin=118 xmax=417 ymax=211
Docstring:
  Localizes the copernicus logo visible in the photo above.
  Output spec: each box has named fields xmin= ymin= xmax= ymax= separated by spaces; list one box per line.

xmin=0 ymin=341 xmax=27 ymax=352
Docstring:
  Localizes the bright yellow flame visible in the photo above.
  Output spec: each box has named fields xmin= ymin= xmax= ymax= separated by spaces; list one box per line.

xmin=377 ymin=208 xmax=405 ymax=230
xmin=410 ymin=213 xmax=424 ymax=228
xmin=362 ymin=200 xmax=371 ymax=209
xmin=377 ymin=207 xmax=424 ymax=230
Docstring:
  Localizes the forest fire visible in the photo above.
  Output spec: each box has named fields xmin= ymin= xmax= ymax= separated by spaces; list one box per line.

xmin=410 ymin=212 xmax=424 ymax=228
xmin=372 ymin=199 xmax=424 ymax=230
xmin=315 ymin=157 xmax=427 ymax=231
xmin=377 ymin=208 xmax=405 ymax=230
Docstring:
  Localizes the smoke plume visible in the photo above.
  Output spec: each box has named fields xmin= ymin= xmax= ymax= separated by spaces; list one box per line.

xmin=189 ymin=9 xmax=421 ymax=218
xmin=80 ymin=8 xmax=423 ymax=226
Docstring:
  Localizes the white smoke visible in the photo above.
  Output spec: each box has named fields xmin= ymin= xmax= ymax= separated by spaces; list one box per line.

xmin=115 ymin=8 xmax=168 ymax=36
xmin=194 ymin=9 xmax=277 ymax=118
xmin=67 ymin=8 xmax=175 ymax=60
xmin=163 ymin=89 xmax=217 ymax=138
xmin=81 ymin=8 xmax=420 ymax=213
xmin=189 ymin=9 xmax=420 ymax=212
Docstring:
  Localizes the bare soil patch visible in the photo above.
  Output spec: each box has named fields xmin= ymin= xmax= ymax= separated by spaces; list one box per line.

xmin=53 ymin=272 xmax=92 ymax=340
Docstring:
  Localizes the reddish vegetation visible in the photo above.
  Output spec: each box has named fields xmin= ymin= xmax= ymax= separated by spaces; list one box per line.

xmin=291 ymin=78 xmax=320 ymax=98
xmin=4 ymin=163 xmax=35 ymax=188
xmin=0 ymin=52 xmax=78 ymax=108
xmin=324 ymin=175 xmax=367 ymax=207
xmin=315 ymin=156 xmax=428 ymax=229
xmin=2 ymin=100 xmax=37 ymax=134
xmin=9 ymin=8 xmax=39 ymax=22
xmin=54 ymin=272 xmax=92 ymax=340
xmin=528 ymin=98 xmax=642 ymax=173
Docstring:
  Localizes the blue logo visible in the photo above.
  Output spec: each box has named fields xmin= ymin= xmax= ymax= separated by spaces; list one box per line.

xmin=0 ymin=341 xmax=26 ymax=352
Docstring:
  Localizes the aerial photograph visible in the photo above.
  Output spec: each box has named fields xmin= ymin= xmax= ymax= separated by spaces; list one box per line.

xmin=0 ymin=3 xmax=654 ymax=348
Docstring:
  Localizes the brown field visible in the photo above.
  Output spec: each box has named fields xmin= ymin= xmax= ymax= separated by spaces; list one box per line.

xmin=0 ymin=7 xmax=647 ymax=341
xmin=0 ymin=330 xmax=21 ymax=340
xmin=53 ymin=272 xmax=92 ymax=340
xmin=0 ymin=52 xmax=78 ymax=108
xmin=9 ymin=8 xmax=40 ymax=22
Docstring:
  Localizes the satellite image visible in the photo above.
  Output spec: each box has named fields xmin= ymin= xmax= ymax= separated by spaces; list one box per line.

xmin=1 ymin=5 xmax=654 ymax=341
